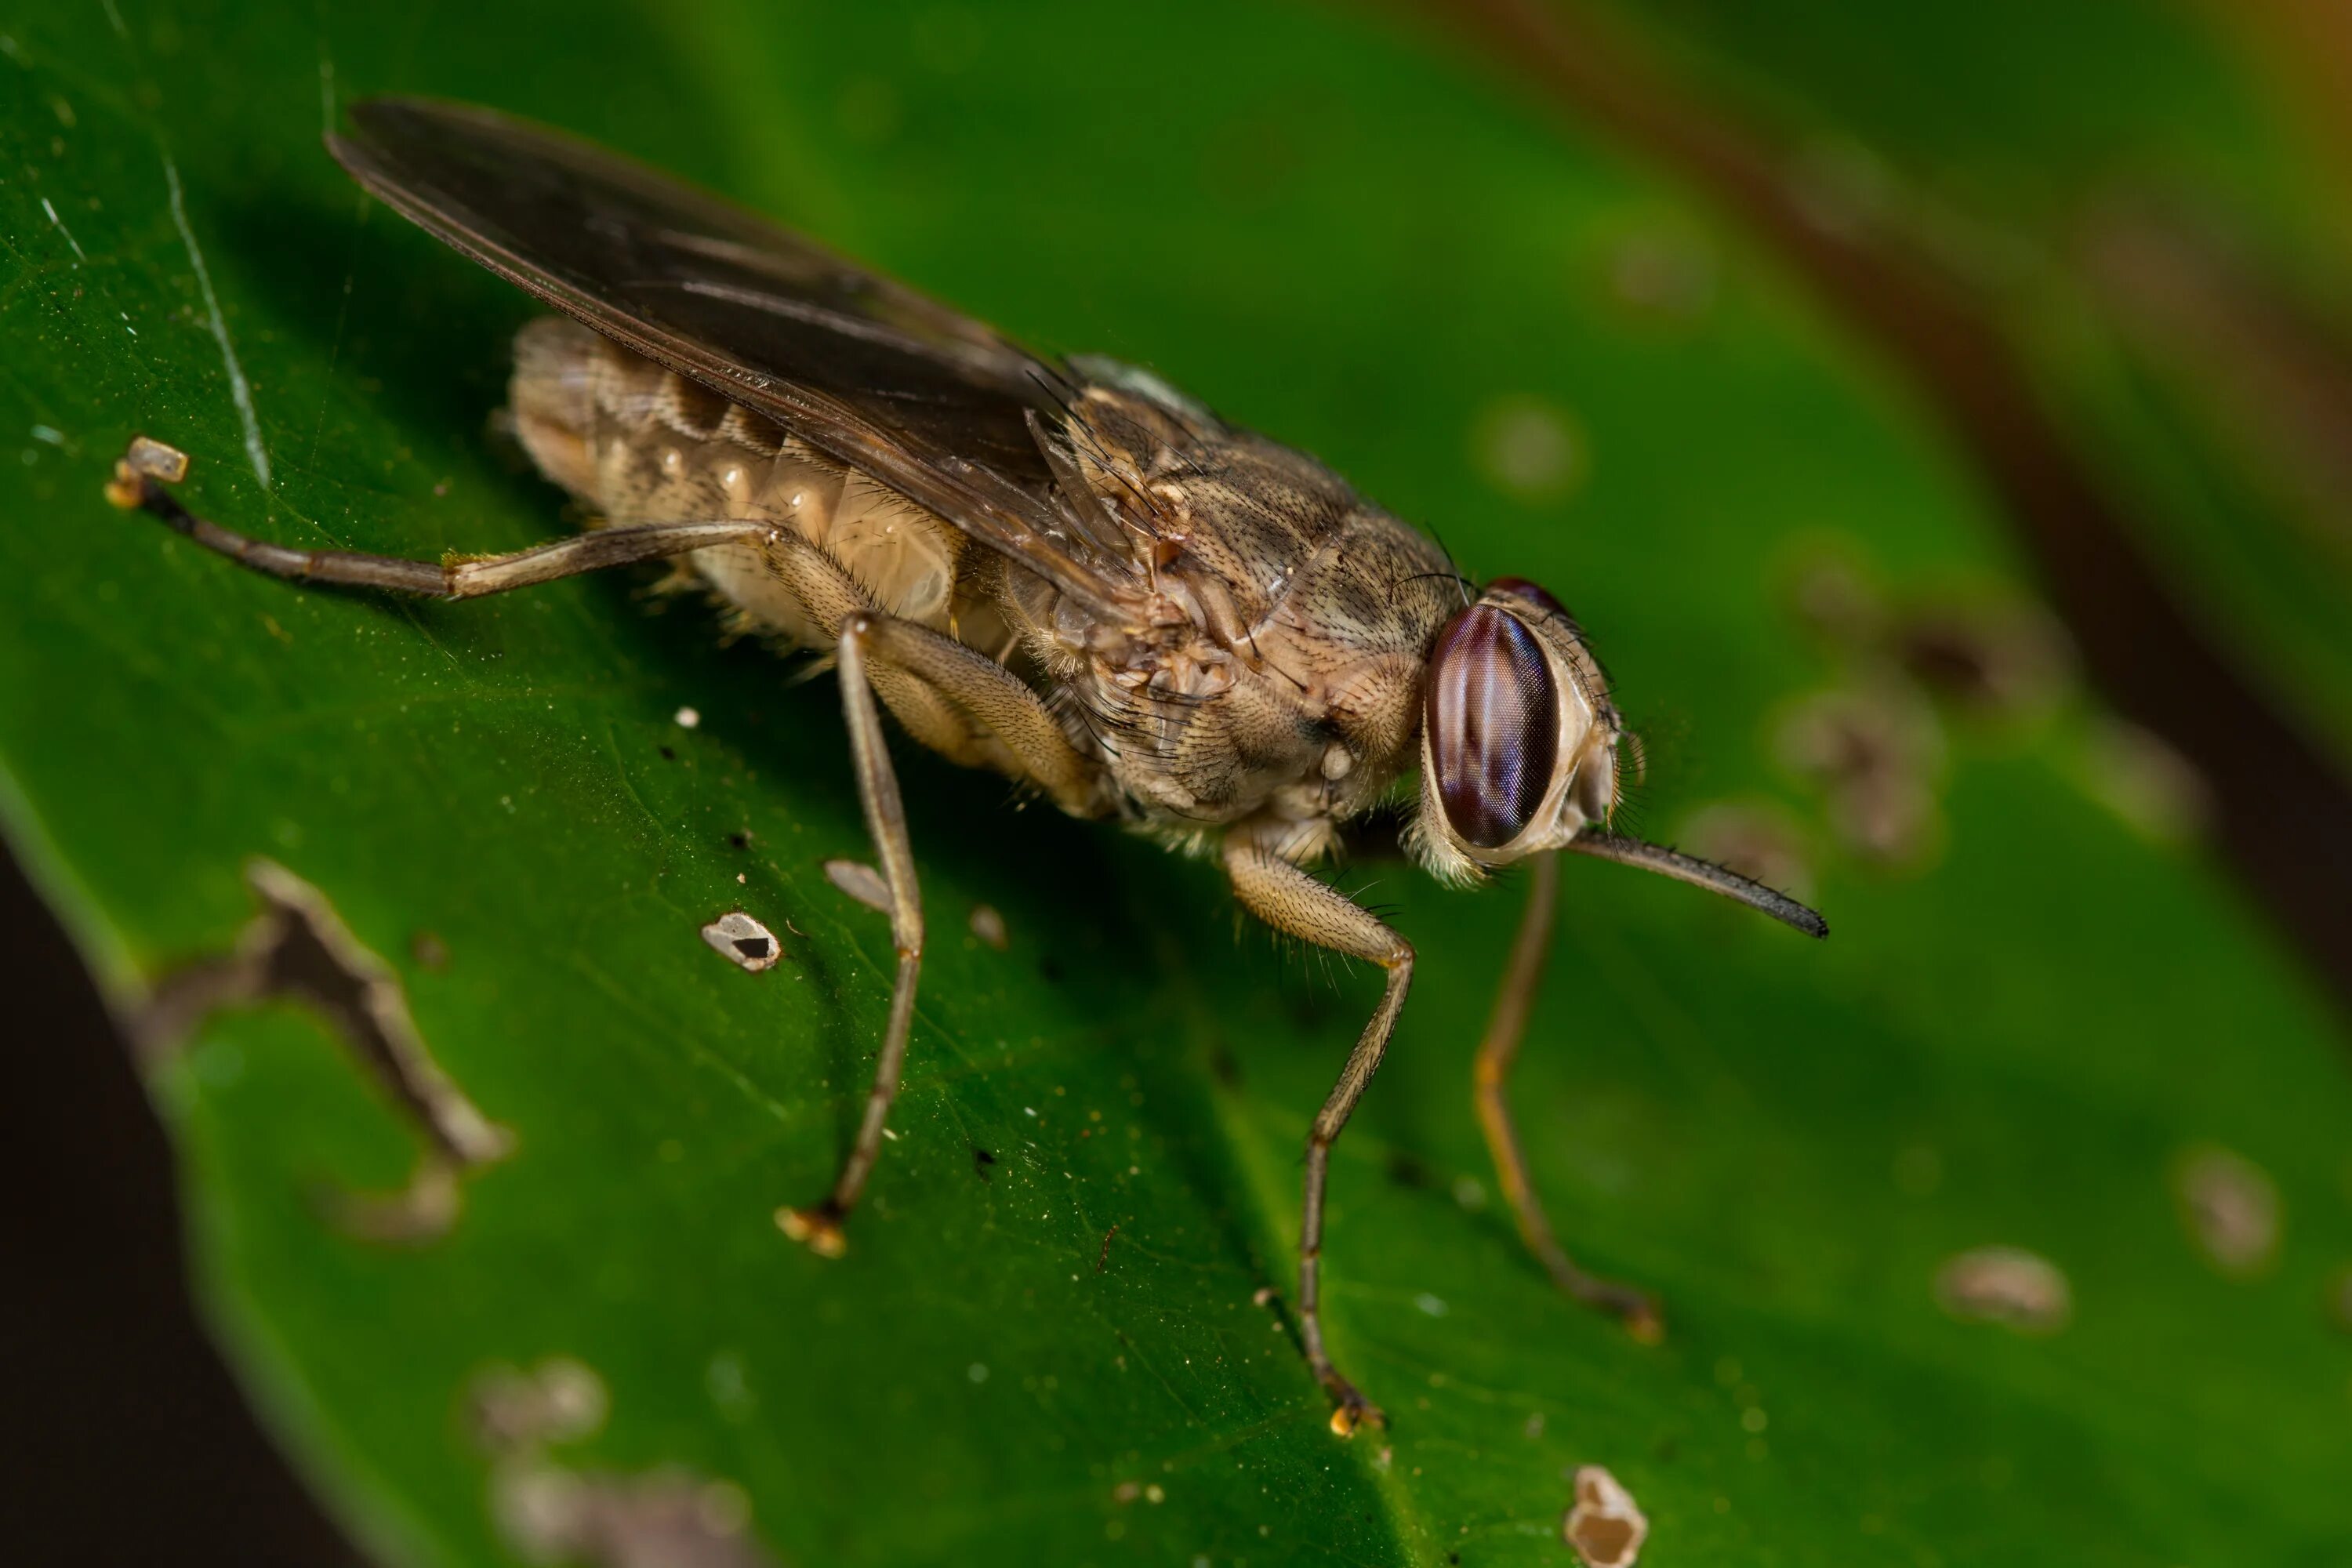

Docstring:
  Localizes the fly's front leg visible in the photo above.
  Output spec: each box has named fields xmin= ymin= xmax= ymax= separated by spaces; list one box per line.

xmin=1223 ymin=835 xmax=1413 ymax=1436
xmin=1473 ymin=853 xmax=1661 ymax=1338
xmin=108 ymin=437 xmax=780 ymax=597
xmin=777 ymin=612 xmax=924 ymax=1257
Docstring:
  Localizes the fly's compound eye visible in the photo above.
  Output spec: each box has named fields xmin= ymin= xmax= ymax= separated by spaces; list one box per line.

xmin=1425 ymin=604 xmax=1559 ymax=850
xmin=1486 ymin=576 xmax=1569 ymax=620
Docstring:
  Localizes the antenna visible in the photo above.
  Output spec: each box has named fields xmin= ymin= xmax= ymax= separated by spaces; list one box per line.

xmin=1566 ymin=830 xmax=1828 ymax=938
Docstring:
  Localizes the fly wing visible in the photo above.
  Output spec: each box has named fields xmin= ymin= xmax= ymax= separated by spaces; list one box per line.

xmin=329 ymin=96 xmax=1140 ymax=619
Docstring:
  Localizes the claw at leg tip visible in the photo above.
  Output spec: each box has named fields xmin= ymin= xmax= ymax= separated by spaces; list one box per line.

xmin=776 ymin=1204 xmax=847 ymax=1258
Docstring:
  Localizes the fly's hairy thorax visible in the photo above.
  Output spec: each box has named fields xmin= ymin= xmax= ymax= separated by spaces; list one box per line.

xmin=508 ymin=320 xmax=1460 ymax=856
xmin=1019 ymin=381 xmax=1463 ymax=855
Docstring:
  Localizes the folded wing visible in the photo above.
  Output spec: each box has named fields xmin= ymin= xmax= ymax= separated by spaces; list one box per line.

xmin=330 ymin=96 xmax=1144 ymax=620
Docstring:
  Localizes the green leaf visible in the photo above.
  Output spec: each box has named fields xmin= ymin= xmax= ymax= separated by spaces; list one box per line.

xmin=4 ymin=2 xmax=2348 ymax=1565
xmin=1598 ymin=0 xmax=2352 ymax=768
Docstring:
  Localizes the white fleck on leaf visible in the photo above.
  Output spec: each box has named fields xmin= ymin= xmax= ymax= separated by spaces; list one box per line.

xmin=701 ymin=912 xmax=780 ymax=972
xmin=2172 ymin=1144 xmax=2281 ymax=1278
xmin=1935 ymin=1245 xmax=2071 ymax=1333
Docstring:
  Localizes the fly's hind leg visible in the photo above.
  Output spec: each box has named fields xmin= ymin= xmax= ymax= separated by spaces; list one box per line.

xmin=1475 ymin=852 xmax=1660 ymax=1338
xmin=108 ymin=437 xmax=782 ymax=597
xmin=1223 ymin=833 xmax=1414 ymax=1436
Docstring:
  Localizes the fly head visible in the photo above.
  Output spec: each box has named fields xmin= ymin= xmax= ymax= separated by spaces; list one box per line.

xmin=1410 ymin=577 xmax=1624 ymax=883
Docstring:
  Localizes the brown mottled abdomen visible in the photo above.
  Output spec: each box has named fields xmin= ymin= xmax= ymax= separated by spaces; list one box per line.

xmin=506 ymin=318 xmax=967 ymax=645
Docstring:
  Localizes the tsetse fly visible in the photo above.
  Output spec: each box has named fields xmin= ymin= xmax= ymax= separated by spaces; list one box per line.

xmin=109 ymin=98 xmax=1826 ymax=1433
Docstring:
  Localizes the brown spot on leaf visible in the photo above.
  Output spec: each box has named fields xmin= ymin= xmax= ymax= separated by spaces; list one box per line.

xmin=1891 ymin=598 xmax=2074 ymax=721
xmin=1775 ymin=683 xmax=1945 ymax=868
xmin=1563 ymin=1465 xmax=1648 ymax=1568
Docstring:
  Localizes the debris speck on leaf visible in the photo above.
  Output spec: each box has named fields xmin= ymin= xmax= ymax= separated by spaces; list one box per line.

xmin=103 ymin=433 xmax=187 ymax=507
xmin=1563 ymin=1465 xmax=1648 ymax=1568
xmin=700 ymin=912 xmax=781 ymax=973
xmin=673 ymin=706 xmax=701 ymax=729
xmin=1936 ymin=1245 xmax=2072 ymax=1333
xmin=968 ymin=902 xmax=1009 ymax=950
xmin=2173 ymin=1144 xmax=2281 ymax=1277
xmin=824 ymin=858 xmax=891 ymax=913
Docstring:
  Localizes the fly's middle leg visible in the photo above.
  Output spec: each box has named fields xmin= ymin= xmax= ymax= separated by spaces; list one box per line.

xmin=771 ymin=602 xmax=1097 ymax=1251
xmin=776 ymin=612 xmax=924 ymax=1256
xmin=1472 ymin=853 xmax=1661 ymax=1338
xmin=1224 ymin=835 xmax=1414 ymax=1436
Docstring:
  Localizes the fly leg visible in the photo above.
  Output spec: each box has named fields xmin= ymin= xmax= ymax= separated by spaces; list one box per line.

xmin=775 ymin=612 xmax=924 ymax=1256
xmin=844 ymin=615 xmax=1098 ymax=814
xmin=108 ymin=438 xmax=782 ymax=597
xmin=112 ymin=441 xmax=946 ymax=1259
xmin=771 ymin=604 xmax=1098 ymax=1251
xmin=1223 ymin=834 xmax=1414 ymax=1436
xmin=1473 ymin=853 xmax=1661 ymax=1338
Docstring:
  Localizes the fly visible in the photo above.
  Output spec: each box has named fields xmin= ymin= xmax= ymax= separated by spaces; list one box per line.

xmin=107 ymin=97 xmax=1826 ymax=1435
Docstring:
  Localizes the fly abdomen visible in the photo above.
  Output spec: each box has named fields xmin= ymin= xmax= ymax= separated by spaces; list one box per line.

xmin=508 ymin=318 xmax=967 ymax=644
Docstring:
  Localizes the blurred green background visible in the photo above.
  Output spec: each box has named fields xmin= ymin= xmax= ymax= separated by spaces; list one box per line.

xmin=2 ymin=2 xmax=2348 ymax=1565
